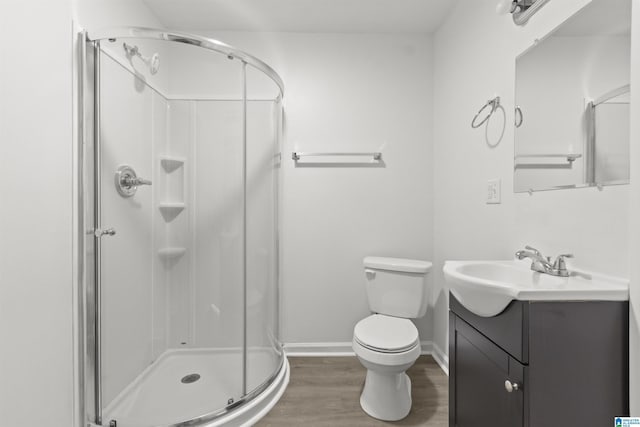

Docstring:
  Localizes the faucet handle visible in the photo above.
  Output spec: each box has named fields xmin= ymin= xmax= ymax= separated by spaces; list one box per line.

xmin=525 ymin=245 xmax=542 ymax=256
xmin=552 ymin=254 xmax=573 ymax=271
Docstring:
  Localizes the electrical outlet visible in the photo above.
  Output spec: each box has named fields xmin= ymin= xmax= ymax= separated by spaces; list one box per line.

xmin=487 ymin=179 xmax=501 ymax=204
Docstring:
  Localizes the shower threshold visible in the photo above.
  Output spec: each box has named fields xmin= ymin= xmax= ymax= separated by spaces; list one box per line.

xmin=101 ymin=348 xmax=289 ymax=427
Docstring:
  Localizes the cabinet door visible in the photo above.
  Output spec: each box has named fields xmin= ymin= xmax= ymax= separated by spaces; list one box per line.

xmin=450 ymin=314 xmax=525 ymax=427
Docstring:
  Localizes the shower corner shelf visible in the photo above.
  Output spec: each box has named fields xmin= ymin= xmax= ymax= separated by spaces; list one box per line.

xmin=160 ymin=155 xmax=185 ymax=173
xmin=159 ymin=202 xmax=186 ymax=213
xmin=158 ymin=247 xmax=187 ymax=260
xmin=158 ymin=202 xmax=185 ymax=222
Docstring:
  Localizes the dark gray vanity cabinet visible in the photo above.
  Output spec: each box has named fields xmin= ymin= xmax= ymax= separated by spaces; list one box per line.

xmin=449 ymin=293 xmax=628 ymax=427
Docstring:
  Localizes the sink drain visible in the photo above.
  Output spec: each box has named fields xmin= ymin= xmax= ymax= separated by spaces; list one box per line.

xmin=181 ymin=373 xmax=201 ymax=384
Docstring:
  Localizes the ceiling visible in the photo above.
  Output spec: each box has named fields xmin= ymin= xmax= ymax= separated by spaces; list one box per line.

xmin=143 ymin=0 xmax=457 ymax=33
xmin=553 ymin=0 xmax=631 ymax=37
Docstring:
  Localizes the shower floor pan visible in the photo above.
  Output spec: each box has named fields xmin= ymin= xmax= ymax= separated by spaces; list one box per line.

xmin=102 ymin=348 xmax=289 ymax=427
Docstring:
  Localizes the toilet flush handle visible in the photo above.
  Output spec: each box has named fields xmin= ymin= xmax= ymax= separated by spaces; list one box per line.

xmin=365 ymin=269 xmax=377 ymax=277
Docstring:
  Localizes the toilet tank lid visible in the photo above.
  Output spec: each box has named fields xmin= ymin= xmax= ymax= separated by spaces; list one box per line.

xmin=363 ymin=257 xmax=432 ymax=274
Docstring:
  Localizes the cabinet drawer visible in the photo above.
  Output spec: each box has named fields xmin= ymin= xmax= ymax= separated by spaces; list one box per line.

xmin=450 ymin=292 xmax=528 ymax=363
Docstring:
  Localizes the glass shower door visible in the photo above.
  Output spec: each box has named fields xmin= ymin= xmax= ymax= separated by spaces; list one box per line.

xmin=96 ymin=44 xmax=158 ymax=426
xmin=94 ymin=41 xmax=247 ymax=427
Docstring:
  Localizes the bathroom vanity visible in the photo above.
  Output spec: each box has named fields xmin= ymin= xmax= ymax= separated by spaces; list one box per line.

xmin=448 ymin=294 xmax=629 ymax=426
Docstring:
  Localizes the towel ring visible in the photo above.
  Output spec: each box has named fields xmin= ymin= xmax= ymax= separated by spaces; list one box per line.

xmin=471 ymin=96 xmax=500 ymax=129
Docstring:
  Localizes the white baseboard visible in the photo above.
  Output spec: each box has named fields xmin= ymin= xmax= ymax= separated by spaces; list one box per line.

xmin=430 ymin=342 xmax=449 ymax=376
xmin=419 ymin=340 xmax=433 ymax=354
xmin=284 ymin=341 xmax=449 ymax=376
xmin=284 ymin=342 xmax=355 ymax=357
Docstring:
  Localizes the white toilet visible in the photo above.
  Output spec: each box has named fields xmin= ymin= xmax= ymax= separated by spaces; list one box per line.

xmin=352 ymin=256 xmax=432 ymax=421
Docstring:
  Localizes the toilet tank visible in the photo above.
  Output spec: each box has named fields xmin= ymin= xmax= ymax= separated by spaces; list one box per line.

xmin=363 ymin=257 xmax=432 ymax=318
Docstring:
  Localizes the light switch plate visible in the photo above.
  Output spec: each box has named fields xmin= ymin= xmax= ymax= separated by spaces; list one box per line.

xmin=487 ymin=179 xmax=501 ymax=204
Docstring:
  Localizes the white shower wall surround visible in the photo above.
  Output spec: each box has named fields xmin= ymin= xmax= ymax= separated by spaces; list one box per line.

xmin=98 ymin=47 xmax=281 ymax=417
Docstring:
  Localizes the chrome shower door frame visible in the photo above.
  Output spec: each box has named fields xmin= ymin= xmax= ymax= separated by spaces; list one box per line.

xmin=78 ymin=32 xmax=100 ymax=426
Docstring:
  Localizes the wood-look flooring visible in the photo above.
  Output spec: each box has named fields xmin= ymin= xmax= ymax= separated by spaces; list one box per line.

xmin=256 ymin=356 xmax=448 ymax=426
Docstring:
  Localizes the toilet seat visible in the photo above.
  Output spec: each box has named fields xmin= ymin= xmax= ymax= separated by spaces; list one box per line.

xmin=354 ymin=314 xmax=419 ymax=353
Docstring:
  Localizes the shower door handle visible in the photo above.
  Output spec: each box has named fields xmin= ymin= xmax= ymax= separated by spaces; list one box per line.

xmin=95 ymin=228 xmax=116 ymax=237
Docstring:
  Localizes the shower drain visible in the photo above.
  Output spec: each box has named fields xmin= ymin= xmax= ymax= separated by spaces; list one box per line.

xmin=181 ymin=373 xmax=201 ymax=384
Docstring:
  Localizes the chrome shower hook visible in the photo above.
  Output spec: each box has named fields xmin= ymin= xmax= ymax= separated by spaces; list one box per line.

xmin=471 ymin=96 xmax=501 ymax=128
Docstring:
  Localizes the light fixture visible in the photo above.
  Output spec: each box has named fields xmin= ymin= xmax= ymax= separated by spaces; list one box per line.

xmin=496 ymin=0 xmax=550 ymax=25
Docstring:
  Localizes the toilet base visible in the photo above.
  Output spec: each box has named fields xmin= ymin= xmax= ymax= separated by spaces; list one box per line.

xmin=359 ymin=369 xmax=412 ymax=421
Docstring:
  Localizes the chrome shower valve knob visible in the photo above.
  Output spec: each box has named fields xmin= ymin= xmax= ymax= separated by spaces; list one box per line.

xmin=115 ymin=165 xmax=152 ymax=197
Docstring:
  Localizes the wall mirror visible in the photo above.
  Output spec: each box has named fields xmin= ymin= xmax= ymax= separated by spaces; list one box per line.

xmin=514 ymin=0 xmax=631 ymax=193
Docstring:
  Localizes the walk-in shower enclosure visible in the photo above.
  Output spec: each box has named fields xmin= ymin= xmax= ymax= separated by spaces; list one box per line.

xmin=80 ymin=28 xmax=287 ymax=427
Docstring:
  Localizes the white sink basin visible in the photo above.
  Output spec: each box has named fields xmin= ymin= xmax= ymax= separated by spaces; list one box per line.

xmin=443 ymin=260 xmax=629 ymax=317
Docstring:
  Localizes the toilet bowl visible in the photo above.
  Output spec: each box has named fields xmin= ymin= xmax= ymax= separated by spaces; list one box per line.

xmin=353 ymin=257 xmax=431 ymax=421
xmin=353 ymin=314 xmax=421 ymax=421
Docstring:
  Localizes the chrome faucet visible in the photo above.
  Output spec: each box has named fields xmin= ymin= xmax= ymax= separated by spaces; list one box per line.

xmin=515 ymin=245 xmax=573 ymax=277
